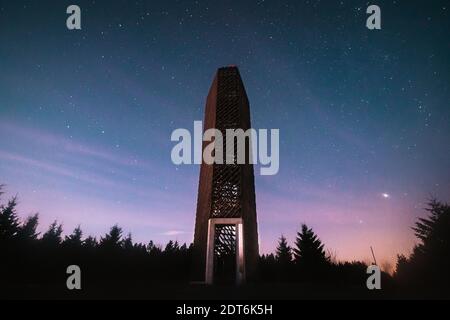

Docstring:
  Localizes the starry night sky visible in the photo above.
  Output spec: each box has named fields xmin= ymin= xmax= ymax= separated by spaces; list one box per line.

xmin=0 ymin=0 xmax=449 ymax=270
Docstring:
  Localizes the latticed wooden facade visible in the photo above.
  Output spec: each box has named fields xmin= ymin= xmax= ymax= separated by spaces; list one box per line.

xmin=192 ymin=66 xmax=259 ymax=284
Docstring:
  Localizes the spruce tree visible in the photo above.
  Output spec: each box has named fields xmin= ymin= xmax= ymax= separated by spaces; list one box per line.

xmin=396 ymin=199 xmax=450 ymax=289
xmin=123 ymin=233 xmax=134 ymax=251
xmin=41 ymin=221 xmax=63 ymax=246
xmin=0 ymin=196 xmax=20 ymax=241
xmin=412 ymin=199 xmax=450 ymax=254
xmin=275 ymin=235 xmax=293 ymax=281
xmin=165 ymin=240 xmax=175 ymax=254
xmin=83 ymin=236 xmax=98 ymax=250
xmin=64 ymin=225 xmax=83 ymax=247
xmin=276 ymin=235 xmax=292 ymax=266
xmin=148 ymin=240 xmax=162 ymax=256
xmin=293 ymin=224 xmax=329 ymax=272
xmin=99 ymin=225 xmax=123 ymax=250
xmin=17 ymin=214 xmax=40 ymax=241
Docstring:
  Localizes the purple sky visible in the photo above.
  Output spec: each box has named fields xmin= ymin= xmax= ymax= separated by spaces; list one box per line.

xmin=0 ymin=119 xmax=437 ymax=272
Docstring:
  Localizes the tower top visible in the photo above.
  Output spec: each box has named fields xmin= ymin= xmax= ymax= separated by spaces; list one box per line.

xmin=219 ymin=65 xmax=239 ymax=71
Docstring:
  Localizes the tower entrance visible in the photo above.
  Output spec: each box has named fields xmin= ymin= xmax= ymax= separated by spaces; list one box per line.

xmin=213 ymin=224 xmax=236 ymax=284
xmin=205 ymin=218 xmax=245 ymax=285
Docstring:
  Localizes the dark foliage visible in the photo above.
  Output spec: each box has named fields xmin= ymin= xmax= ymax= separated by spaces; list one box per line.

xmin=276 ymin=235 xmax=292 ymax=265
xmin=259 ymin=224 xmax=374 ymax=288
xmin=293 ymin=224 xmax=330 ymax=281
xmin=0 ymin=186 xmax=193 ymax=293
xmin=395 ymin=199 xmax=450 ymax=296
xmin=274 ymin=235 xmax=292 ymax=281
xmin=2 ymin=185 xmax=447 ymax=298
xmin=0 ymin=193 xmax=20 ymax=241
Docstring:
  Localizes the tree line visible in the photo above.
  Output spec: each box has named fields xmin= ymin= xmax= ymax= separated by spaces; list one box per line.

xmin=1 ymin=184 xmax=449 ymax=297
xmin=0 ymin=186 xmax=192 ymax=292
xmin=259 ymin=199 xmax=450 ymax=297
xmin=259 ymin=224 xmax=374 ymax=288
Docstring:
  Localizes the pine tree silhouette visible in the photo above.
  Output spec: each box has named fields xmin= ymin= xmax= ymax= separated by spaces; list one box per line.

xmin=41 ymin=221 xmax=63 ymax=246
xmin=17 ymin=214 xmax=40 ymax=241
xmin=165 ymin=240 xmax=175 ymax=254
xmin=0 ymin=195 xmax=20 ymax=241
xmin=276 ymin=235 xmax=292 ymax=266
xmin=275 ymin=235 xmax=293 ymax=281
xmin=123 ymin=233 xmax=134 ymax=251
xmin=83 ymin=235 xmax=98 ymax=249
xmin=148 ymin=240 xmax=162 ymax=256
xmin=64 ymin=225 xmax=83 ymax=247
xmin=293 ymin=224 xmax=329 ymax=279
xmin=99 ymin=225 xmax=123 ymax=250
xmin=180 ymin=243 xmax=188 ymax=252
xmin=395 ymin=199 xmax=450 ymax=294
xmin=412 ymin=199 xmax=450 ymax=254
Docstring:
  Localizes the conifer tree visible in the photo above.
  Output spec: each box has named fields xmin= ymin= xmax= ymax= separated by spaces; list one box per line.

xmin=17 ymin=214 xmax=40 ymax=241
xmin=0 ymin=196 xmax=20 ymax=241
xmin=41 ymin=221 xmax=63 ymax=246
xmin=99 ymin=225 xmax=123 ymax=250
xmin=123 ymin=233 xmax=134 ymax=251
xmin=276 ymin=235 xmax=292 ymax=266
xmin=83 ymin=236 xmax=98 ymax=250
xmin=64 ymin=225 xmax=83 ymax=247
xmin=293 ymin=224 xmax=329 ymax=270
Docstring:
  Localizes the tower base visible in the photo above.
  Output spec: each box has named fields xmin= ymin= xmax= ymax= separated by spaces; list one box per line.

xmin=205 ymin=218 xmax=246 ymax=285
